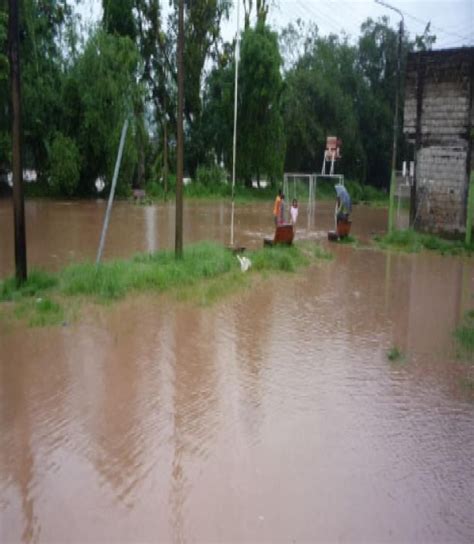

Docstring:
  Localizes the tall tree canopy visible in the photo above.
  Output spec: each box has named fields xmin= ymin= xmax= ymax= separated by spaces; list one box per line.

xmin=0 ymin=0 xmax=438 ymax=195
xmin=282 ymin=33 xmax=365 ymax=180
xmin=238 ymin=21 xmax=285 ymax=185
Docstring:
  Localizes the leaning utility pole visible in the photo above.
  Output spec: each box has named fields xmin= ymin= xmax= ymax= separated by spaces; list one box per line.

xmin=375 ymin=0 xmax=404 ymax=234
xmin=175 ymin=0 xmax=184 ymax=258
xmin=8 ymin=0 xmax=27 ymax=282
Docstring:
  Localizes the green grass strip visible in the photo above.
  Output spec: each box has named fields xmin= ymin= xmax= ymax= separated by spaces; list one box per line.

xmin=375 ymin=229 xmax=474 ymax=256
xmin=0 ymin=241 xmax=333 ymax=326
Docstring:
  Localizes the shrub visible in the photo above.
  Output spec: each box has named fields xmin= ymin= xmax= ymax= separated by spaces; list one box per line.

xmin=195 ymin=164 xmax=228 ymax=186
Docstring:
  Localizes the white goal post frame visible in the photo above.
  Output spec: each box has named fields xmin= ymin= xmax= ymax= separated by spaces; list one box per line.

xmin=283 ymin=172 xmax=319 ymax=209
xmin=283 ymin=172 xmax=345 ymax=208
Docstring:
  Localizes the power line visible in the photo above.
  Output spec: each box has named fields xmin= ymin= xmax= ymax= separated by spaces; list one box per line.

xmin=320 ymin=0 xmax=474 ymax=45
xmin=270 ymin=0 xmax=473 ymax=49
xmin=296 ymin=0 xmax=345 ymax=35
xmin=398 ymin=7 xmax=472 ymax=41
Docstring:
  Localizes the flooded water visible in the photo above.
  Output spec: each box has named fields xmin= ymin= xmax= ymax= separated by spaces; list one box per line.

xmin=1 ymin=198 xmax=473 ymax=543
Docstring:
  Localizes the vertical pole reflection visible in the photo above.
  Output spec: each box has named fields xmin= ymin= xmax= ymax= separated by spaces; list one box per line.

xmin=384 ymin=251 xmax=392 ymax=312
xmin=145 ymin=205 xmax=158 ymax=254
xmin=168 ymin=306 xmax=219 ymax=539
xmin=0 ymin=364 xmax=37 ymax=542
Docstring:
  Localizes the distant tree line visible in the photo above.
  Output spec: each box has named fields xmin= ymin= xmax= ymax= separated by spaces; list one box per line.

xmin=0 ymin=0 xmax=436 ymax=196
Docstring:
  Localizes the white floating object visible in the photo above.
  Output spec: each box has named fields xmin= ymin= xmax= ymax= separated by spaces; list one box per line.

xmin=237 ymin=255 xmax=251 ymax=272
xmin=95 ymin=177 xmax=105 ymax=192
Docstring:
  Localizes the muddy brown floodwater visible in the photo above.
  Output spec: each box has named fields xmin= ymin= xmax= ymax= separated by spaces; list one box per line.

xmin=0 ymin=198 xmax=473 ymax=543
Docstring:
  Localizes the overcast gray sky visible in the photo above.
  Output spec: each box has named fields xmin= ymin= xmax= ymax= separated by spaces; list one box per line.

xmin=268 ymin=0 xmax=472 ymax=48
xmin=79 ymin=0 xmax=473 ymax=49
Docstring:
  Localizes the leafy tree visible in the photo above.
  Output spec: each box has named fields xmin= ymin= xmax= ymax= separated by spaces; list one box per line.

xmin=282 ymin=34 xmax=365 ymax=180
xmin=18 ymin=0 xmax=75 ymax=174
xmin=72 ymin=30 xmax=142 ymax=195
xmin=414 ymin=23 xmax=436 ymax=51
xmin=48 ymin=132 xmax=80 ymax=195
xmin=134 ymin=0 xmax=174 ymax=189
xmin=164 ymin=0 xmax=231 ymax=175
xmin=243 ymin=0 xmax=269 ymax=29
xmin=204 ymin=22 xmax=285 ymax=186
xmin=279 ymin=19 xmax=318 ymax=73
xmin=202 ymin=56 xmax=234 ymax=168
xmin=0 ymin=6 xmax=6 ymax=79
xmin=238 ymin=22 xmax=285 ymax=185
xmin=102 ymin=0 xmax=136 ymax=39
xmin=279 ymin=16 xmax=435 ymax=188
xmin=357 ymin=17 xmax=410 ymax=186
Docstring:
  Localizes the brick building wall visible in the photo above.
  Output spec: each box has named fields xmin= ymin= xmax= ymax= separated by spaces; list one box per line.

xmin=403 ymin=48 xmax=474 ymax=234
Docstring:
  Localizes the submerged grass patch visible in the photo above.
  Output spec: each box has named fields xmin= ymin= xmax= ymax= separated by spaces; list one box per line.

xmin=0 ymin=240 xmax=333 ymax=326
xmin=454 ymin=310 xmax=474 ymax=360
xmin=29 ymin=297 xmax=65 ymax=327
xmin=376 ymin=229 xmax=474 ymax=255
xmin=336 ymin=235 xmax=358 ymax=245
xmin=9 ymin=295 xmax=65 ymax=328
xmin=177 ymin=269 xmax=250 ymax=306
xmin=251 ymin=245 xmax=309 ymax=272
xmin=313 ymin=244 xmax=334 ymax=260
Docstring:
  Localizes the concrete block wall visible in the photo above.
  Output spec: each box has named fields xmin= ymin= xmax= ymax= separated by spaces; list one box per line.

xmin=403 ymin=48 xmax=473 ymax=234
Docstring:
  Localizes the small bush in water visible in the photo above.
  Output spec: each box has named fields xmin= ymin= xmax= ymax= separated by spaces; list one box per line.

xmin=454 ymin=311 xmax=474 ymax=359
xmin=387 ymin=346 xmax=404 ymax=362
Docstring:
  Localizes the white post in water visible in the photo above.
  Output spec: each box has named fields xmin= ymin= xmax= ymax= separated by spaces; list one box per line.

xmin=230 ymin=0 xmax=240 ymax=247
xmin=96 ymin=119 xmax=129 ymax=265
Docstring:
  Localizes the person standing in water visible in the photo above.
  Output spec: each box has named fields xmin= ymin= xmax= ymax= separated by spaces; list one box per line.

xmin=335 ymin=184 xmax=351 ymax=221
xmin=279 ymin=194 xmax=286 ymax=225
xmin=273 ymin=189 xmax=282 ymax=226
xmin=290 ymin=198 xmax=299 ymax=226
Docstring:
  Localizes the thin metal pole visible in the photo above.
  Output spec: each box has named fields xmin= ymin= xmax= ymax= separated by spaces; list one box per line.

xmin=9 ymin=0 xmax=27 ymax=283
xmin=465 ymin=172 xmax=474 ymax=245
xmin=375 ymin=0 xmax=404 ymax=234
xmin=230 ymin=0 xmax=240 ymax=247
xmin=410 ymin=56 xmax=424 ymax=227
xmin=175 ymin=0 xmax=184 ymax=258
xmin=96 ymin=119 xmax=129 ymax=265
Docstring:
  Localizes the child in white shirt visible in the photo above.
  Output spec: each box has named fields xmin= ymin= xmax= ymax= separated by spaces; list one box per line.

xmin=290 ymin=198 xmax=298 ymax=226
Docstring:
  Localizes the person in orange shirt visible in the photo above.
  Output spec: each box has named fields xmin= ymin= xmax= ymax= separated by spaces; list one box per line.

xmin=273 ymin=189 xmax=282 ymax=226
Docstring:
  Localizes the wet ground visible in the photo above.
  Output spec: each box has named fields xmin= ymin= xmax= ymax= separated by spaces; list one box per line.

xmin=0 ymin=198 xmax=473 ymax=543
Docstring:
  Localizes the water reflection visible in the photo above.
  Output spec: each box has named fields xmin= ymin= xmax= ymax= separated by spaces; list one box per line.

xmin=0 ymin=360 xmax=37 ymax=543
xmin=1 ymin=202 xmax=474 ymax=542
xmin=145 ymin=205 xmax=158 ymax=254
xmin=0 ymin=199 xmax=390 ymax=278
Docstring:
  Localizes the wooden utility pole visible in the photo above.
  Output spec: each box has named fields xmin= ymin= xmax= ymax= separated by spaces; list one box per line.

xmin=9 ymin=0 xmax=27 ymax=283
xmin=175 ymin=0 xmax=184 ymax=258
